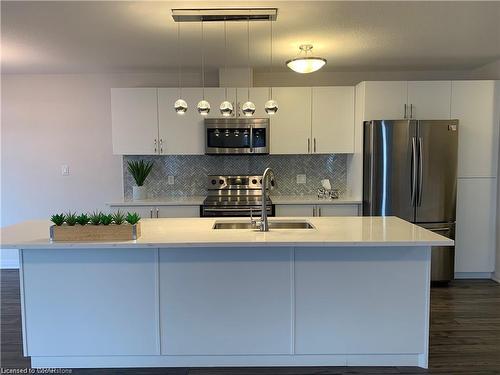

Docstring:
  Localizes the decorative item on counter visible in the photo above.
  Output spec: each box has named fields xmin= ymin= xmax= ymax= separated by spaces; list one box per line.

xmin=49 ymin=210 xmax=142 ymax=241
xmin=127 ymin=160 xmax=153 ymax=200
xmin=317 ymin=179 xmax=339 ymax=200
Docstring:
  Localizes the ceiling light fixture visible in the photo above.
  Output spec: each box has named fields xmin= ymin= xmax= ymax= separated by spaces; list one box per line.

xmin=197 ymin=20 xmax=210 ymax=116
xmin=286 ymin=44 xmax=326 ymax=74
xmin=219 ymin=19 xmax=233 ymax=117
xmin=241 ymin=17 xmax=255 ymax=117
xmin=174 ymin=22 xmax=188 ymax=115
xmin=264 ymin=17 xmax=278 ymax=115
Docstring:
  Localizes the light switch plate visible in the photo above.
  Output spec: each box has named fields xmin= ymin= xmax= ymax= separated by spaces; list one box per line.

xmin=61 ymin=164 xmax=70 ymax=176
xmin=296 ymin=174 xmax=306 ymax=184
xmin=167 ymin=176 xmax=175 ymax=185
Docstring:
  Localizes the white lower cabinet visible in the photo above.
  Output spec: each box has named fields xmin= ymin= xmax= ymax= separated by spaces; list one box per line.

xmin=22 ymin=249 xmax=159 ymax=356
xmin=159 ymin=247 xmax=292 ymax=355
xmin=276 ymin=204 xmax=360 ymax=217
xmin=110 ymin=205 xmax=200 ymax=218
xmin=455 ymin=178 xmax=497 ymax=273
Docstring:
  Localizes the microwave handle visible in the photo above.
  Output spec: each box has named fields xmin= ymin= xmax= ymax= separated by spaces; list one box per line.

xmin=249 ymin=124 xmax=254 ymax=153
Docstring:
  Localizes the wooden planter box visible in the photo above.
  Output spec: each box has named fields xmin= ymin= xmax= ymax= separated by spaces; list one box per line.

xmin=50 ymin=222 xmax=141 ymax=241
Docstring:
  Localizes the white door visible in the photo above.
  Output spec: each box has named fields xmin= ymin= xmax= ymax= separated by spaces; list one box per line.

xmin=455 ymin=177 xmax=497 ymax=273
xmin=362 ymin=81 xmax=408 ymax=120
xmin=317 ymin=204 xmax=360 ymax=216
xmin=204 ymin=87 xmax=237 ymax=118
xmin=111 ymin=88 xmax=159 ymax=155
xmin=407 ymin=81 xmax=451 ymax=119
xmin=158 ymin=88 xmax=204 ymax=155
xmin=270 ymin=87 xmax=312 ymax=154
xmin=311 ymin=87 xmax=355 ymax=153
xmin=275 ymin=205 xmax=314 ymax=217
xmin=451 ymin=80 xmax=499 ymax=178
xmin=236 ymin=87 xmax=270 ymax=118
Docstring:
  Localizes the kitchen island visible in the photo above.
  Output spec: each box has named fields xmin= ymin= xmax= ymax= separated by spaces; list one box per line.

xmin=1 ymin=216 xmax=452 ymax=369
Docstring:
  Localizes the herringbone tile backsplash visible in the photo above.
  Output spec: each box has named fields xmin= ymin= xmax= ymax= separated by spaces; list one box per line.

xmin=123 ymin=154 xmax=347 ymax=199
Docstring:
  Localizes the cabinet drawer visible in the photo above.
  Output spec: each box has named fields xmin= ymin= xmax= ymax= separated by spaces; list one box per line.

xmin=317 ymin=205 xmax=359 ymax=217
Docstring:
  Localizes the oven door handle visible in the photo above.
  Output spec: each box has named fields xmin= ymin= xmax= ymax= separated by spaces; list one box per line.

xmin=203 ymin=207 xmax=270 ymax=212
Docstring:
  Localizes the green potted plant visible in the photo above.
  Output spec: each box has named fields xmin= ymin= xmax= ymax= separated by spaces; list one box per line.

xmin=127 ymin=160 xmax=154 ymax=201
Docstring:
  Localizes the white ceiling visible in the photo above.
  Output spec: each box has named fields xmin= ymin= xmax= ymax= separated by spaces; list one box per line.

xmin=2 ymin=1 xmax=500 ymax=74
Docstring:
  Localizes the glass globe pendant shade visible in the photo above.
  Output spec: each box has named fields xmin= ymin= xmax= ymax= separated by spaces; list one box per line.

xmin=264 ymin=99 xmax=278 ymax=115
xmin=242 ymin=101 xmax=256 ymax=117
xmin=219 ymin=101 xmax=234 ymax=117
xmin=197 ymin=100 xmax=210 ymax=116
xmin=174 ymin=99 xmax=188 ymax=115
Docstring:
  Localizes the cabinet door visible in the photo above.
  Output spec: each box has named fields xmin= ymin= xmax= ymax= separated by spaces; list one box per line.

xmin=236 ymin=87 xmax=270 ymax=118
xmin=275 ymin=204 xmax=314 ymax=217
xmin=407 ymin=81 xmax=451 ymax=120
xmin=111 ymin=88 xmax=159 ymax=155
xmin=455 ymin=178 xmax=497 ymax=273
xmin=159 ymin=247 xmax=292 ymax=355
xmin=317 ymin=204 xmax=359 ymax=216
xmin=362 ymin=81 xmax=408 ymax=120
xmin=110 ymin=205 xmax=156 ymax=219
xmin=205 ymin=87 xmax=237 ymax=118
xmin=22 ymin=249 xmax=159 ymax=356
xmin=270 ymin=87 xmax=312 ymax=154
xmin=312 ymin=87 xmax=355 ymax=153
xmin=158 ymin=205 xmax=200 ymax=218
xmin=158 ymin=88 xmax=204 ymax=155
xmin=451 ymin=81 xmax=498 ymax=178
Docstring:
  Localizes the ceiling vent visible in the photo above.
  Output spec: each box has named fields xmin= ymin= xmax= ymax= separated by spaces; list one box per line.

xmin=171 ymin=8 xmax=278 ymax=22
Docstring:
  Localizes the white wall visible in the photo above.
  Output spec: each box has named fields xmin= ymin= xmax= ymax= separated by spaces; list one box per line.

xmin=0 ymin=70 xmax=217 ymax=268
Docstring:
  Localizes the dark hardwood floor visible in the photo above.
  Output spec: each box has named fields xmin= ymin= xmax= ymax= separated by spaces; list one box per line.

xmin=1 ymin=269 xmax=499 ymax=375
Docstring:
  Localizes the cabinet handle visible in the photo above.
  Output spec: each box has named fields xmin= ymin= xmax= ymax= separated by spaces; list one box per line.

xmin=156 ymin=208 xmax=159 ymax=218
xmin=318 ymin=207 xmax=322 ymax=216
xmin=410 ymin=104 xmax=413 ymax=119
xmin=154 ymin=139 xmax=157 ymax=153
xmin=404 ymin=104 xmax=407 ymax=119
xmin=307 ymin=138 xmax=311 ymax=153
xmin=314 ymin=138 xmax=317 ymax=153
xmin=312 ymin=207 xmax=316 ymax=216
xmin=159 ymin=138 xmax=163 ymax=154
xmin=150 ymin=209 xmax=153 ymax=219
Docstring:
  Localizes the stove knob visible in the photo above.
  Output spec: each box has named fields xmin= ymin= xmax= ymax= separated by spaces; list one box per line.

xmin=219 ymin=179 xmax=225 ymax=185
xmin=252 ymin=179 xmax=258 ymax=185
xmin=259 ymin=179 xmax=263 ymax=184
xmin=211 ymin=179 xmax=217 ymax=185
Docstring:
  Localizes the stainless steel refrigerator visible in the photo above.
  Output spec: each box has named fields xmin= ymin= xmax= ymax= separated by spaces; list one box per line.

xmin=363 ymin=120 xmax=458 ymax=282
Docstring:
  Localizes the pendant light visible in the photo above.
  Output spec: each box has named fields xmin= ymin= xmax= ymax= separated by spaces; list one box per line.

xmin=286 ymin=44 xmax=327 ymax=74
xmin=219 ymin=19 xmax=233 ymax=117
xmin=197 ymin=20 xmax=210 ymax=116
xmin=174 ymin=22 xmax=188 ymax=114
xmin=264 ymin=18 xmax=278 ymax=115
xmin=241 ymin=17 xmax=255 ymax=117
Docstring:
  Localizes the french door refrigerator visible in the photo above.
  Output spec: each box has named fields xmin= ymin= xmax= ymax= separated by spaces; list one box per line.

xmin=363 ymin=120 xmax=459 ymax=282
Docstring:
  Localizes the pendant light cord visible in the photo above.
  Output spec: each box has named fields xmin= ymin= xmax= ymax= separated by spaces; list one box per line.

xmin=201 ymin=20 xmax=205 ymax=100
xmin=247 ymin=16 xmax=250 ymax=101
xmin=269 ymin=18 xmax=273 ymax=99
xmin=224 ymin=19 xmax=227 ymax=101
xmin=177 ymin=22 xmax=182 ymax=97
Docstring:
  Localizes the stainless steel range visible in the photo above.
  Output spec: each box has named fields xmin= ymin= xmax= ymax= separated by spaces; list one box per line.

xmin=201 ymin=175 xmax=275 ymax=217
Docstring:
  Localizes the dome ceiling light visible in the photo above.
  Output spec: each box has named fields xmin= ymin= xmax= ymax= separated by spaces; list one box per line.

xmin=286 ymin=44 xmax=327 ymax=74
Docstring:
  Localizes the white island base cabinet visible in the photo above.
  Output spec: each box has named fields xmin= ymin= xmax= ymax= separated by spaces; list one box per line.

xmin=21 ymin=246 xmax=431 ymax=369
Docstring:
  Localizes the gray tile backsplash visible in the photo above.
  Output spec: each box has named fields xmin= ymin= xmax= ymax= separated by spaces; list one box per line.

xmin=123 ymin=154 xmax=347 ymax=199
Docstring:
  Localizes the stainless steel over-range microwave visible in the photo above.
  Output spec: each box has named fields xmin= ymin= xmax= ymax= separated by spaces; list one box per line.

xmin=205 ymin=118 xmax=269 ymax=155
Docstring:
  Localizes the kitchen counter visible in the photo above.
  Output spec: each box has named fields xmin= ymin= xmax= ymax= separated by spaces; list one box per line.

xmin=1 ymin=216 xmax=452 ymax=249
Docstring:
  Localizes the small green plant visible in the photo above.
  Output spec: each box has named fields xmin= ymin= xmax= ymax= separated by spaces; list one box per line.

xmin=76 ymin=213 xmax=89 ymax=226
xmin=127 ymin=160 xmax=153 ymax=186
xmin=89 ymin=211 xmax=102 ymax=225
xmin=100 ymin=213 xmax=113 ymax=226
xmin=126 ymin=212 xmax=141 ymax=225
xmin=65 ymin=212 xmax=77 ymax=226
xmin=112 ymin=210 xmax=126 ymax=225
xmin=51 ymin=213 xmax=66 ymax=226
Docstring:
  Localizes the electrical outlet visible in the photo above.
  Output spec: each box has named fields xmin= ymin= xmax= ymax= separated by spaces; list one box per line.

xmin=61 ymin=164 xmax=70 ymax=176
xmin=296 ymin=174 xmax=306 ymax=184
xmin=167 ymin=176 xmax=175 ymax=185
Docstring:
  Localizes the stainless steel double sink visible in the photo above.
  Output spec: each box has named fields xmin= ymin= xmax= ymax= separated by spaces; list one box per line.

xmin=213 ymin=220 xmax=315 ymax=230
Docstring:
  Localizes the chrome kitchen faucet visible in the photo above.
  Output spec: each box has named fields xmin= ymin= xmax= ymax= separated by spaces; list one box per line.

xmin=250 ymin=168 xmax=276 ymax=231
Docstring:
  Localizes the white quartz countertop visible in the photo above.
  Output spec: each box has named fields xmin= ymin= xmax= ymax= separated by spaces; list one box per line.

xmin=1 ymin=217 xmax=453 ymax=249
xmin=107 ymin=195 xmax=361 ymax=206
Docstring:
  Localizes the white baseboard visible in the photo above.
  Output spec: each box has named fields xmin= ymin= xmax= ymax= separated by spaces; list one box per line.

xmin=492 ymin=273 xmax=500 ymax=284
xmin=454 ymin=272 xmax=494 ymax=279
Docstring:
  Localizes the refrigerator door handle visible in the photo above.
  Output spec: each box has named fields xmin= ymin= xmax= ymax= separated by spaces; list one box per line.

xmin=410 ymin=137 xmax=417 ymax=206
xmin=417 ymin=137 xmax=423 ymax=206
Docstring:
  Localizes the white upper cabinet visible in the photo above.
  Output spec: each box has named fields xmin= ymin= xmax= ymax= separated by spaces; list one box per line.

xmin=111 ymin=88 xmax=159 ymax=155
xmin=311 ymin=87 xmax=355 ymax=153
xmin=451 ymin=80 xmax=499 ymax=178
xmin=236 ymin=87 xmax=270 ymax=118
xmin=158 ymin=88 xmax=205 ymax=155
xmin=407 ymin=81 xmax=451 ymax=119
xmin=270 ymin=87 xmax=312 ymax=154
xmin=361 ymin=81 xmax=408 ymax=120
xmin=204 ymin=87 xmax=237 ymax=119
